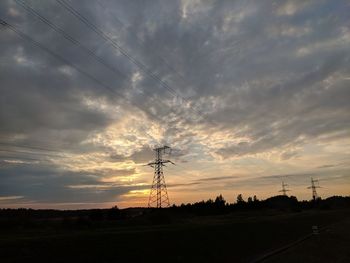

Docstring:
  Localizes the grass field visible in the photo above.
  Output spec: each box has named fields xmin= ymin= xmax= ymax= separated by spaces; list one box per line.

xmin=0 ymin=208 xmax=349 ymax=262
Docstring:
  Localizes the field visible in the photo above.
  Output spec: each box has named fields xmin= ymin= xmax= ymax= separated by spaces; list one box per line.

xmin=1 ymin=208 xmax=349 ymax=262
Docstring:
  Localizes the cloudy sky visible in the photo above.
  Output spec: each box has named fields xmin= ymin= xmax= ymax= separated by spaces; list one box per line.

xmin=0 ymin=0 xmax=349 ymax=209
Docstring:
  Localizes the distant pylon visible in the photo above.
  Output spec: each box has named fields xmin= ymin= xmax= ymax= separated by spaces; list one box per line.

xmin=278 ymin=181 xmax=290 ymax=196
xmin=307 ymin=177 xmax=320 ymax=201
xmin=147 ymin=146 xmax=174 ymax=208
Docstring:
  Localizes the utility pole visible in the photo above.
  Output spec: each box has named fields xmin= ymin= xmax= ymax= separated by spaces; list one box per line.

xmin=278 ymin=181 xmax=290 ymax=196
xmin=147 ymin=146 xmax=174 ymax=208
xmin=307 ymin=177 xmax=320 ymax=201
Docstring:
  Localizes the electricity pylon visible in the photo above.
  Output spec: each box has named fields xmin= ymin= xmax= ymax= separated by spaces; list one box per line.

xmin=147 ymin=146 xmax=174 ymax=208
xmin=278 ymin=181 xmax=290 ymax=196
xmin=307 ymin=177 xmax=320 ymax=201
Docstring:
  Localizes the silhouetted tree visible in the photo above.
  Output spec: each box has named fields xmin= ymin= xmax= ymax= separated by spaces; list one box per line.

xmin=247 ymin=197 xmax=253 ymax=203
xmin=253 ymin=195 xmax=258 ymax=202
xmin=237 ymin=194 xmax=244 ymax=203
xmin=215 ymin=194 xmax=226 ymax=207
xmin=206 ymin=199 xmax=214 ymax=205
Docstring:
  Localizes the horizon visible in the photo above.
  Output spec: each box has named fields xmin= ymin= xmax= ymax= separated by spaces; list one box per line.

xmin=1 ymin=0 xmax=350 ymax=210
xmin=1 ymin=194 xmax=349 ymax=211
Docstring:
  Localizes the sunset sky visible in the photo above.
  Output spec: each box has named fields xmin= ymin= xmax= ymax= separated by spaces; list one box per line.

xmin=0 ymin=0 xmax=349 ymax=209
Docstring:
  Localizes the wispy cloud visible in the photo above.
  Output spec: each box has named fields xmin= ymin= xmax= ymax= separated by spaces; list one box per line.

xmin=0 ymin=196 xmax=24 ymax=201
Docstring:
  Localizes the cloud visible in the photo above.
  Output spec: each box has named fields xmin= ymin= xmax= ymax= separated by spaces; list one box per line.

xmin=195 ymin=176 xmax=238 ymax=182
xmin=317 ymin=164 xmax=336 ymax=169
xmin=128 ymin=145 xmax=154 ymax=164
xmin=0 ymin=0 xmax=349 ymax=206
xmin=280 ymin=150 xmax=299 ymax=160
xmin=0 ymin=195 xmax=24 ymax=201
xmin=275 ymin=0 xmax=312 ymax=16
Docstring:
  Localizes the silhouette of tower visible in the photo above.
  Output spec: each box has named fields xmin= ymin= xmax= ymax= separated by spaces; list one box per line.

xmin=307 ymin=177 xmax=320 ymax=201
xmin=147 ymin=146 xmax=174 ymax=208
xmin=278 ymin=181 xmax=290 ymax=196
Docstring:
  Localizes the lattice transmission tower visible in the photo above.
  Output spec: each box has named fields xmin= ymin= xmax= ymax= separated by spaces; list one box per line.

xmin=278 ymin=181 xmax=290 ymax=196
xmin=307 ymin=177 xmax=321 ymax=201
xmin=147 ymin=146 xmax=174 ymax=208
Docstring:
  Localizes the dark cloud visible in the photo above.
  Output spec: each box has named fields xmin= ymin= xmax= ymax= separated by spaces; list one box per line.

xmin=280 ymin=150 xmax=299 ymax=160
xmin=195 ymin=176 xmax=238 ymax=182
xmin=128 ymin=145 xmax=154 ymax=164
xmin=0 ymin=161 xmax=140 ymax=203
xmin=167 ymin=182 xmax=200 ymax=188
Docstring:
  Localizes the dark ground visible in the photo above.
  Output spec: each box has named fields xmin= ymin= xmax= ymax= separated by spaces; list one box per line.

xmin=263 ymin=214 xmax=350 ymax=263
xmin=0 ymin=208 xmax=349 ymax=263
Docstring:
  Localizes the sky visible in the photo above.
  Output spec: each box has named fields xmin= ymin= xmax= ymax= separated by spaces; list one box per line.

xmin=0 ymin=0 xmax=349 ymax=209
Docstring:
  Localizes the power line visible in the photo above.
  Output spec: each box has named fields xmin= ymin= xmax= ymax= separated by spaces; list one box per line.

xmin=0 ymin=19 xmax=116 ymax=96
xmin=55 ymin=0 xmax=178 ymax=96
xmin=14 ymin=0 xmax=126 ymax=80
xmin=95 ymin=0 xmax=188 ymax=84
xmin=96 ymin=0 xmax=218 ymax=125
xmin=14 ymin=0 xmax=160 ymax=109
xmin=10 ymin=1 xmax=218 ymax=159
xmin=14 ymin=0 xmax=202 ymax=127
xmin=54 ymin=0 xmax=211 ymax=123
xmin=0 ymin=18 xmax=165 ymax=127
